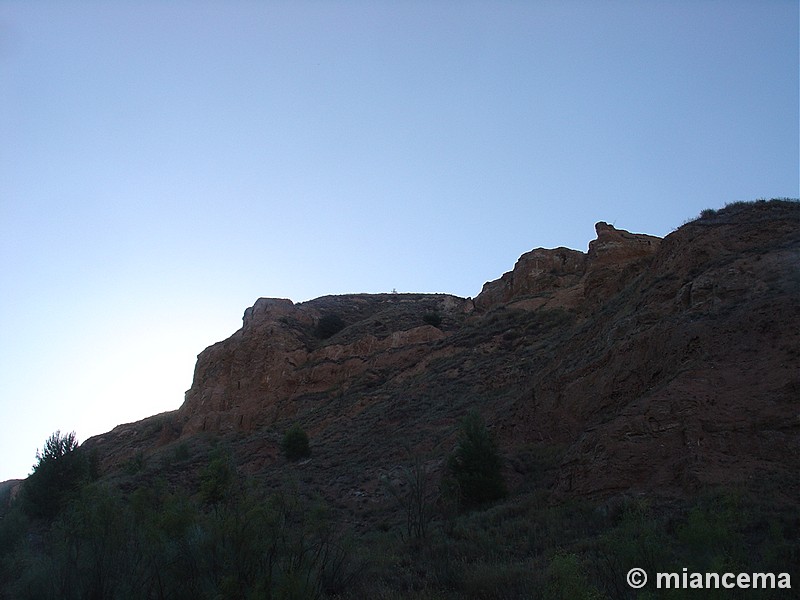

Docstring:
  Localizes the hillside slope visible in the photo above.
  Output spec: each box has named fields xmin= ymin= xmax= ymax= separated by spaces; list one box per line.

xmin=83 ymin=200 xmax=799 ymax=514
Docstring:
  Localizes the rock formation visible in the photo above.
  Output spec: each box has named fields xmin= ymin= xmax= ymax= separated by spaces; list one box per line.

xmin=82 ymin=200 xmax=800 ymax=507
xmin=178 ymin=294 xmax=461 ymax=436
xmin=473 ymin=221 xmax=661 ymax=312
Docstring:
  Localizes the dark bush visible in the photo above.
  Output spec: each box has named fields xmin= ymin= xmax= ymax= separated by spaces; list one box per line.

xmin=2 ymin=477 xmax=356 ymax=598
xmin=315 ymin=314 xmax=346 ymax=339
xmin=282 ymin=423 xmax=311 ymax=461
xmin=423 ymin=312 xmax=443 ymax=328
xmin=447 ymin=410 xmax=507 ymax=509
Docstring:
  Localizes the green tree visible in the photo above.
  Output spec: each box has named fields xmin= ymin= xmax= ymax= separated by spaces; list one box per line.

xmin=282 ymin=423 xmax=311 ymax=461
xmin=446 ymin=410 xmax=507 ymax=509
xmin=21 ymin=430 xmax=89 ymax=520
xmin=200 ymin=448 xmax=237 ymax=506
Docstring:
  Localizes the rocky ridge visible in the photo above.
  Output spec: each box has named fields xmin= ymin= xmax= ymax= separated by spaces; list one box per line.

xmin=83 ymin=200 xmax=799 ymax=508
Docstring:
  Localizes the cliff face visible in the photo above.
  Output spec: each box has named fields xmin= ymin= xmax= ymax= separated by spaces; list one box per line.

xmin=84 ymin=200 xmax=800 ymax=505
xmin=177 ymin=220 xmax=664 ymax=440
xmin=519 ymin=203 xmax=800 ymax=498
xmin=473 ymin=221 xmax=661 ymax=312
xmin=178 ymin=294 xmax=467 ymax=436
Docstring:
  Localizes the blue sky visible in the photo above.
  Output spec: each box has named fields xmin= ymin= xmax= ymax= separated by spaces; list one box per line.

xmin=1 ymin=1 xmax=797 ymax=482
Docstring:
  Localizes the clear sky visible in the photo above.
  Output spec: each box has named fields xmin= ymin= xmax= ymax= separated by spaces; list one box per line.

xmin=1 ymin=1 xmax=797 ymax=482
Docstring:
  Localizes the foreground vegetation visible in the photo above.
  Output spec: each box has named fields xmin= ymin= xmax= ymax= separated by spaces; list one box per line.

xmin=1 ymin=431 xmax=797 ymax=599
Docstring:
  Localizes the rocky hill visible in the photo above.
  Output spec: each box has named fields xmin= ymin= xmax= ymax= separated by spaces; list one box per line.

xmin=83 ymin=199 xmax=799 ymax=515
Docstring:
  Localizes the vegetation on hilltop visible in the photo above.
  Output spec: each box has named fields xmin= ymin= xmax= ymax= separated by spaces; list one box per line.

xmin=688 ymin=197 xmax=798 ymax=225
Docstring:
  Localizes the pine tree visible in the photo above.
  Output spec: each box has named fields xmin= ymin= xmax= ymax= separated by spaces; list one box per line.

xmin=447 ymin=410 xmax=507 ymax=508
xmin=22 ymin=430 xmax=88 ymax=519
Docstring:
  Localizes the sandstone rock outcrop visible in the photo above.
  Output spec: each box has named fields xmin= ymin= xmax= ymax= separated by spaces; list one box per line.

xmin=474 ymin=246 xmax=587 ymax=311
xmin=178 ymin=293 xmax=467 ymax=437
xmin=83 ymin=200 xmax=799 ymax=508
xmin=474 ymin=222 xmax=661 ymax=312
xmin=587 ymin=221 xmax=661 ymax=266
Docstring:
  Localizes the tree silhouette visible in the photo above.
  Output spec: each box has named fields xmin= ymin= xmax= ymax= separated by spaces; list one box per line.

xmin=447 ymin=411 xmax=507 ymax=508
xmin=22 ymin=430 xmax=88 ymax=520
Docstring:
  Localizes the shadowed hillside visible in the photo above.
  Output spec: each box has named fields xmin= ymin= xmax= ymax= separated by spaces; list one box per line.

xmin=2 ymin=199 xmax=798 ymax=599
xmin=84 ymin=199 xmax=800 ymax=506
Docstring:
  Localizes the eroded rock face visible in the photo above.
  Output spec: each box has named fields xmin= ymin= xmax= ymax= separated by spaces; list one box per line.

xmin=84 ymin=200 xmax=800 ymax=507
xmin=178 ymin=294 xmax=463 ymax=436
xmin=182 ymin=222 xmax=666 ymax=438
xmin=474 ymin=247 xmax=586 ymax=311
xmin=497 ymin=202 xmax=800 ymax=500
xmin=582 ymin=222 xmax=662 ymax=304
xmin=587 ymin=221 xmax=661 ymax=266
xmin=474 ymin=222 xmax=661 ymax=312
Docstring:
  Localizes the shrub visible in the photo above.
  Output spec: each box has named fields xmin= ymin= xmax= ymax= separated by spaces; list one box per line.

xmin=423 ymin=312 xmax=442 ymax=328
xmin=123 ymin=451 xmax=146 ymax=475
xmin=200 ymin=449 xmax=237 ymax=505
xmin=21 ymin=430 xmax=89 ymax=520
xmin=699 ymin=207 xmax=717 ymax=219
xmin=543 ymin=552 xmax=603 ymax=600
xmin=282 ymin=424 xmax=311 ymax=461
xmin=446 ymin=410 xmax=507 ymax=509
xmin=173 ymin=441 xmax=190 ymax=462
xmin=315 ymin=314 xmax=346 ymax=339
